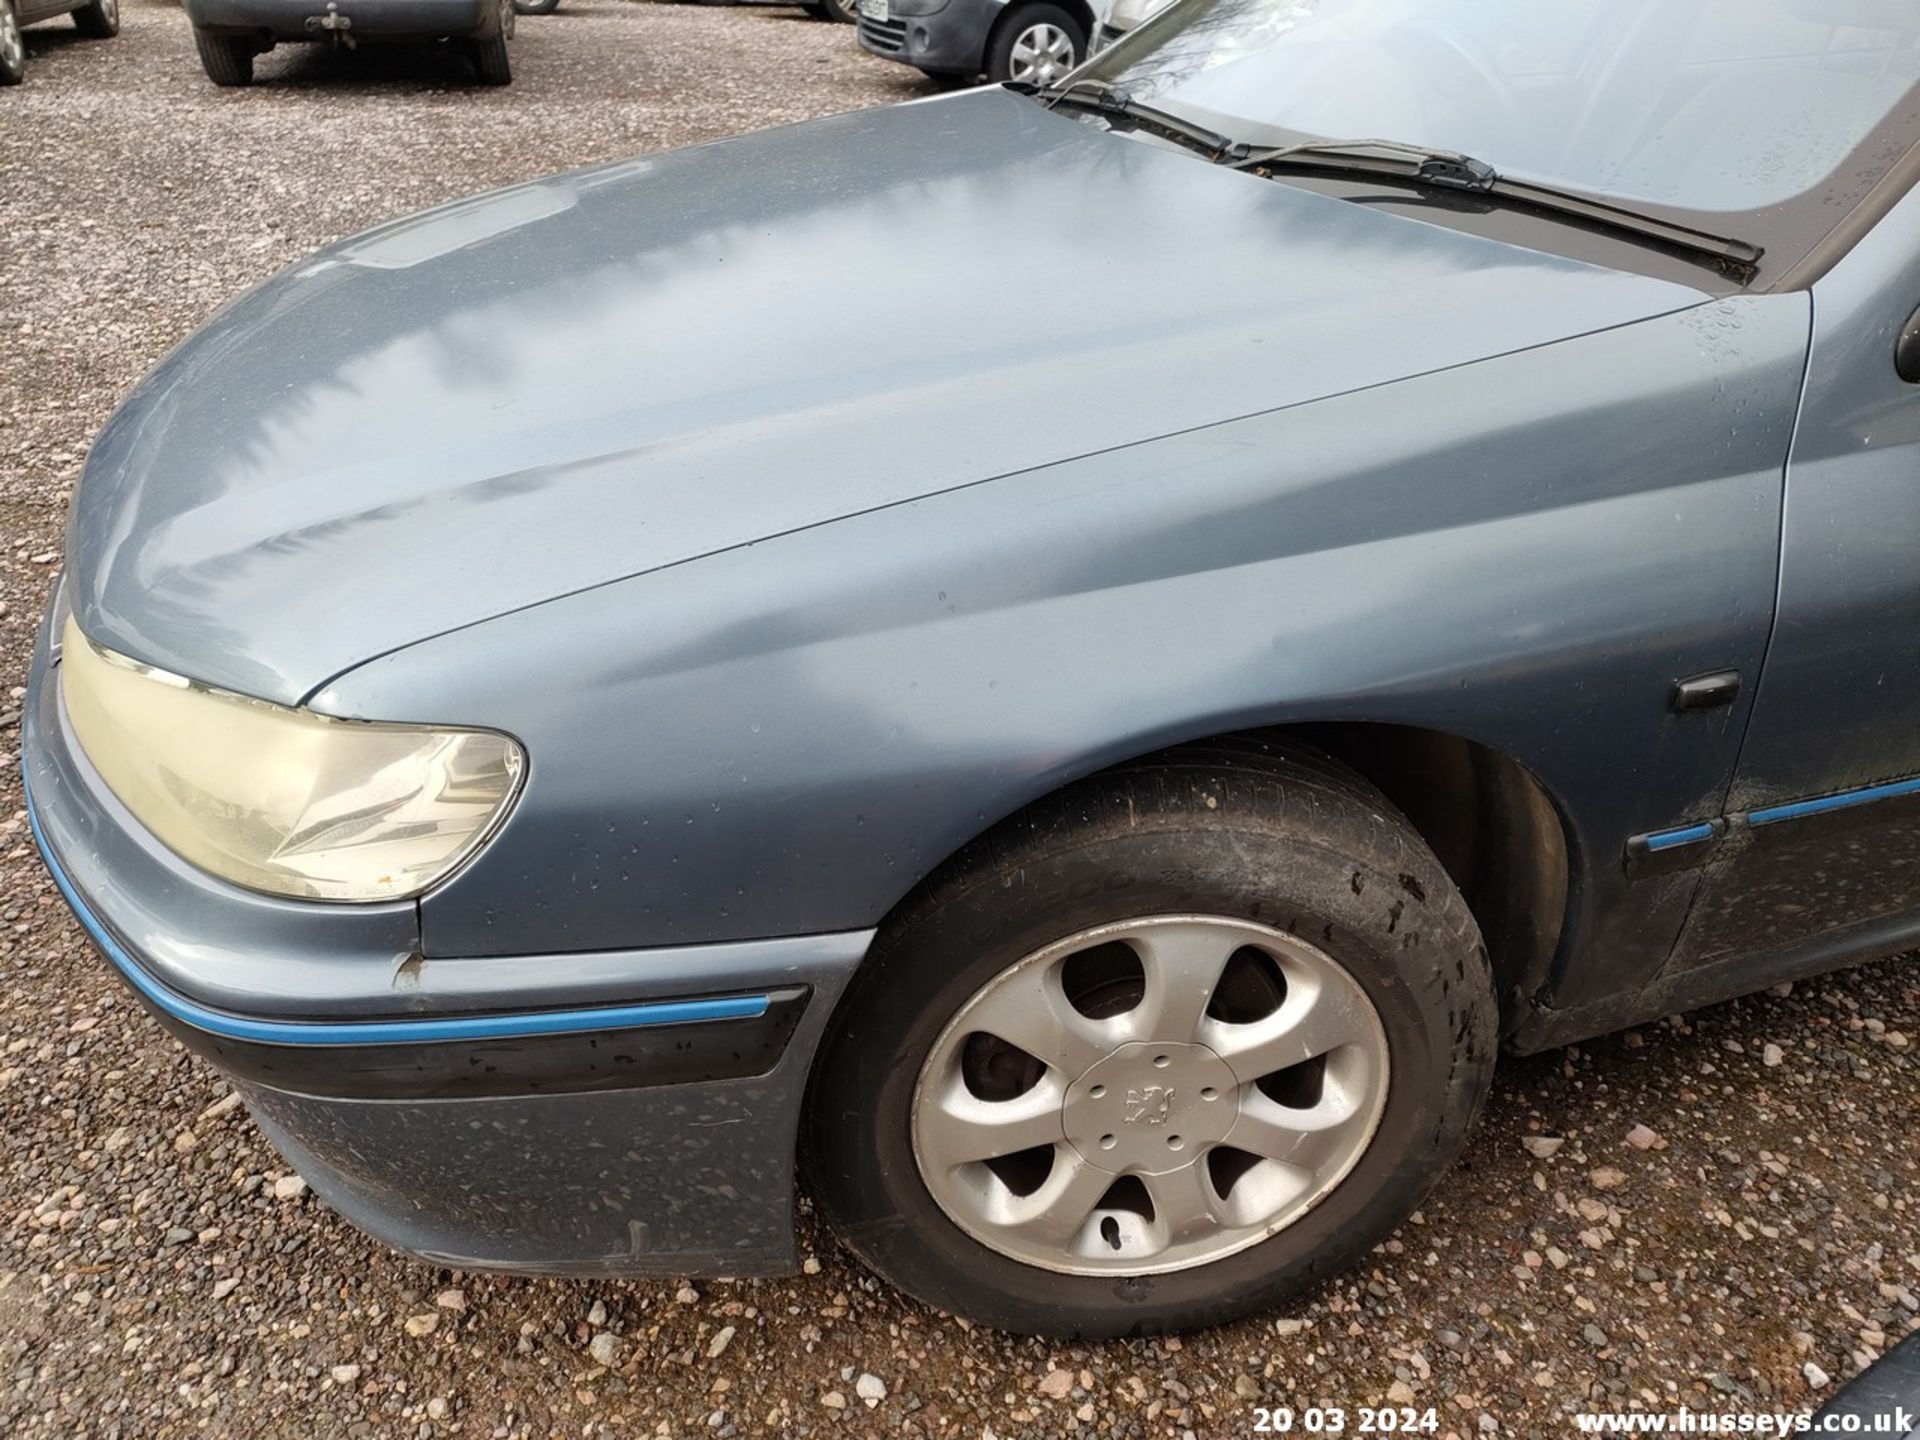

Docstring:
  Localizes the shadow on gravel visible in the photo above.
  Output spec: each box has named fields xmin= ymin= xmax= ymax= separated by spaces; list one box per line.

xmin=251 ymin=40 xmax=497 ymax=90
xmin=18 ymin=27 xmax=97 ymax=60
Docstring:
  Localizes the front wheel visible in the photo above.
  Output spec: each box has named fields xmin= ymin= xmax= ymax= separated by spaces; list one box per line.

xmin=193 ymin=27 xmax=254 ymax=86
xmin=0 ymin=0 xmax=27 ymax=84
xmin=805 ymin=0 xmax=859 ymax=21
xmin=71 ymin=0 xmax=118 ymax=39
xmin=987 ymin=1 xmax=1083 ymax=86
xmin=806 ymin=740 xmax=1497 ymax=1337
xmin=512 ymin=0 xmax=557 ymax=14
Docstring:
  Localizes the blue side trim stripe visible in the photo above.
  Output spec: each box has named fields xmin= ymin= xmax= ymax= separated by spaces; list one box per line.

xmin=1644 ymin=822 xmax=1715 ymax=852
xmin=1748 ymin=775 xmax=1920 ymax=828
xmin=25 ymin=786 xmax=769 ymax=1048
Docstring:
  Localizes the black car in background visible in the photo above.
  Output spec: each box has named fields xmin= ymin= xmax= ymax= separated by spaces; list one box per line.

xmin=184 ymin=0 xmax=517 ymax=85
xmin=0 ymin=0 xmax=116 ymax=84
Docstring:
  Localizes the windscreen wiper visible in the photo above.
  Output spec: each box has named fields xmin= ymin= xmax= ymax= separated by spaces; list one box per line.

xmin=1021 ymin=85 xmax=1764 ymax=280
xmin=1229 ymin=137 xmax=1764 ymax=279
xmin=1022 ymin=79 xmax=1248 ymax=163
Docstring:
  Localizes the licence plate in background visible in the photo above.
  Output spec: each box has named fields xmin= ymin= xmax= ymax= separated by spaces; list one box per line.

xmin=858 ymin=0 xmax=890 ymax=20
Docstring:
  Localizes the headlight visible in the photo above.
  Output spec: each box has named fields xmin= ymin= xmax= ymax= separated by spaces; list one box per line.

xmin=59 ymin=617 xmax=524 ymax=903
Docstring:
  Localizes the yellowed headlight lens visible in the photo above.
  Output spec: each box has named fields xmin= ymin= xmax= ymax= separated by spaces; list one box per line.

xmin=59 ymin=617 xmax=523 ymax=902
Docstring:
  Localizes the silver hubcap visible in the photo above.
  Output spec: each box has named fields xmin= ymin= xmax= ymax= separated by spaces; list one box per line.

xmin=501 ymin=0 xmax=514 ymax=36
xmin=1008 ymin=21 xmax=1074 ymax=85
xmin=911 ymin=915 xmax=1390 ymax=1276
xmin=1 ymin=8 xmax=23 ymax=68
xmin=101 ymin=0 xmax=116 ymax=22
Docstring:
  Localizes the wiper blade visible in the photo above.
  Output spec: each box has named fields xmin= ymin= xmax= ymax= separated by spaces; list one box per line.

xmin=1239 ymin=136 xmax=1502 ymax=191
xmin=1231 ymin=137 xmax=1763 ymax=279
xmin=1022 ymin=79 xmax=1249 ymax=163
xmin=1022 ymin=86 xmax=1765 ymax=280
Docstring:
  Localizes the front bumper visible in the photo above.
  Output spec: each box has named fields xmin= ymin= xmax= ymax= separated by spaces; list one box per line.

xmin=857 ymin=0 xmax=1004 ymax=75
xmin=23 ymin=594 xmax=870 ymax=1276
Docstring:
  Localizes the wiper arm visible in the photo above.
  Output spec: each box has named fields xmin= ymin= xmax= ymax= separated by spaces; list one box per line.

xmin=1021 ymin=79 xmax=1249 ymax=163
xmin=1021 ymin=86 xmax=1765 ymax=280
xmin=1239 ymin=136 xmax=1503 ymax=192
xmin=1231 ymin=138 xmax=1763 ymax=279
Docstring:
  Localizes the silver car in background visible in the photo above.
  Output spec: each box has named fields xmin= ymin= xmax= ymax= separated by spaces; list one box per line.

xmin=1091 ymin=0 xmax=1169 ymax=50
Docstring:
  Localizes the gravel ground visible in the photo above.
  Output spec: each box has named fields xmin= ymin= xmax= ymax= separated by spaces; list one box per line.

xmin=3 ymin=5 xmax=1919 ymax=1437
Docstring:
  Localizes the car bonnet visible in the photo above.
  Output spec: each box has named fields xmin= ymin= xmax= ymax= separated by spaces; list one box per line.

xmin=65 ymin=86 xmax=1709 ymax=705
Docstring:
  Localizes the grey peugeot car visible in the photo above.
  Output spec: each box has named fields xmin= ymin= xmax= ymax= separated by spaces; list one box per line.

xmin=24 ymin=0 xmax=1920 ymax=1337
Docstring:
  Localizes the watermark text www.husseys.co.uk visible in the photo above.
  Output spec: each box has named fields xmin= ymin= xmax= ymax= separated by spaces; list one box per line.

xmin=1572 ymin=1408 xmax=1917 ymax=1435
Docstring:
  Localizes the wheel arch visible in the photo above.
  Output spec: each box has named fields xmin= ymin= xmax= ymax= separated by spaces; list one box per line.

xmin=799 ymin=717 xmax=1513 ymax=1332
xmin=988 ymin=0 xmax=1096 ymax=66
xmin=856 ymin=720 xmax=1571 ymax=1036
xmin=1289 ymin=722 xmax=1570 ymax=1025
xmin=1055 ymin=0 xmax=1097 ymax=41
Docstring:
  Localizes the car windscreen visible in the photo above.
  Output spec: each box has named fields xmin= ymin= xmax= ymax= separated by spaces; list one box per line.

xmin=1082 ymin=0 xmax=1920 ymax=222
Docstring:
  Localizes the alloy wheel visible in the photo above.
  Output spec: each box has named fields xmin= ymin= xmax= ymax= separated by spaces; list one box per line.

xmin=910 ymin=915 xmax=1390 ymax=1276
xmin=0 ymin=4 xmax=24 ymax=73
xmin=1007 ymin=21 xmax=1075 ymax=86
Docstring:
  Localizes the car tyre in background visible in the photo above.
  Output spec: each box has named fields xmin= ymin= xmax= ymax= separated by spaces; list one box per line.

xmin=987 ymin=1 xmax=1083 ymax=86
xmin=805 ymin=0 xmax=859 ymax=23
xmin=806 ymin=739 xmax=1498 ymax=1337
xmin=470 ymin=34 xmax=512 ymax=83
xmin=70 ymin=0 xmax=117 ymax=38
xmin=193 ymin=26 xmax=254 ymax=85
xmin=470 ymin=0 xmax=514 ymax=84
xmin=512 ymin=0 xmax=558 ymax=14
xmin=0 ymin=0 xmax=26 ymax=84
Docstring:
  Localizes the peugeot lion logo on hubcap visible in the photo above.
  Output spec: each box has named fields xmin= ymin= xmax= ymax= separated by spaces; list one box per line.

xmin=1124 ymin=1085 xmax=1175 ymax=1124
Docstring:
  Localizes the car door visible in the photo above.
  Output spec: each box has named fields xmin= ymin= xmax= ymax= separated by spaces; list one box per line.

xmin=1659 ymin=176 xmax=1920 ymax=980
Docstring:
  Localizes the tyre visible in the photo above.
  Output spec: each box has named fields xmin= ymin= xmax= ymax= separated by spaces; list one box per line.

xmin=470 ymin=35 xmax=512 ymax=83
xmin=0 ymin=0 xmax=26 ymax=85
xmin=193 ymin=27 xmax=254 ymax=86
xmin=806 ymin=739 xmax=1497 ymax=1337
xmin=987 ymin=1 xmax=1083 ymax=86
xmin=71 ymin=0 xmax=118 ymax=39
xmin=805 ymin=0 xmax=858 ymax=22
xmin=470 ymin=0 xmax=513 ymax=84
xmin=512 ymin=0 xmax=557 ymax=14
